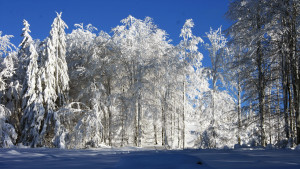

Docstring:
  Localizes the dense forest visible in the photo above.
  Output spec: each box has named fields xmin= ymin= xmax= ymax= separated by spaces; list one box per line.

xmin=0 ymin=0 xmax=300 ymax=149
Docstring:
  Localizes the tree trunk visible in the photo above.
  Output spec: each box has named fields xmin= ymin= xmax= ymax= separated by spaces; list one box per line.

xmin=256 ymin=3 xmax=266 ymax=147
xmin=132 ymin=61 xmax=138 ymax=147
xmin=290 ymin=1 xmax=300 ymax=145
xmin=154 ymin=124 xmax=158 ymax=145
xmin=237 ymin=82 xmax=242 ymax=145
xmin=288 ymin=80 xmax=294 ymax=140
xmin=178 ymin=103 xmax=180 ymax=148
xmin=258 ymin=55 xmax=266 ymax=147
xmin=106 ymin=77 xmax=112 ymax=146
xmin=182 ymin=81 xmax=185 ymax=149
xmin=121 ymin=86 xmax=126 ymax=147
xmin=268 ymin=85 xmax=272 ymax=144
xmin=281 ymin=30 xmax=290 ymax=139
xmin=281 ymin=5 xmax=291 ymax=140
xmin=162 ymin=106 xmax=165 ymax=146
xmin=138 ymin=97 xmax=142 ymax=147
xmin=108 ymin=107 xmax=112 ymax=146
xmin=161 ymin=90 xmax=168 ymax=147
xmin=121 ymin=108 xmax=124 ymax=147
xmin=134 ymin=99 xmax=138 ymax=147
xmin=276 ymin=79 xmax=281 ymax=143
xmin=103 ymin=108 xmax=107 ymax=144
xmin=283 ymin=54 xmax=290 ymax=139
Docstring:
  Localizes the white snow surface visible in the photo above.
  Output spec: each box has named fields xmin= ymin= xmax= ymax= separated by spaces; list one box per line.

xmin=0 ymin=147 xmax=299 ymax=169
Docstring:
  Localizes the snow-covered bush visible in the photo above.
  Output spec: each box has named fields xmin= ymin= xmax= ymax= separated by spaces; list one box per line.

xmin=53 ymin=102 xmax=103 ymax=149
xmin=0 ymin=105 xmax=17 ymax=147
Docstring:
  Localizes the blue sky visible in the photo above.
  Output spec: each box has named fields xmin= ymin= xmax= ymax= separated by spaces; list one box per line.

xmin=0 ymin=0 xmax=230 ymax=67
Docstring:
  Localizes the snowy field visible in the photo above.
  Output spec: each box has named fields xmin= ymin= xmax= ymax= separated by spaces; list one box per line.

xmin=0 ymin=147 xmax=300 ymax=169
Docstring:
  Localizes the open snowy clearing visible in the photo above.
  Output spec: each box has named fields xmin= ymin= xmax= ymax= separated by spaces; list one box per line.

xmin=0 ymin=147 xmax=300 ymax=169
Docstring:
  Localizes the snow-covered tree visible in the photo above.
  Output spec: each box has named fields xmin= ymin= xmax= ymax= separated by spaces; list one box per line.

xmin=66 ymin=23 xmax=100 ymax=106
xmin=41 ymin=12 xmax=69 ymax=147
xmin=178 ymin=19 xmax=205 ymax=148
xmin=19 ymin=20 xmax=33 ymax=58
xmin=18 ymin=20 xmax=33 ymax=84
xmin=0 ymin=30 xmax=19 ymax=148
xmin=205 ymin=27 xmax=227 ymax=91
xmin=203 ymin=26 xmax=230 ymax=148
xmin=45 ymin=12 xmax=69 ymax=108
xmin=2 ymin=12 xmax=279 ymax=149
xmin=198 ymin=90 xmax=237 ymax=148
xmin=0 ymin=31 xmax=16 ymax=57
xmin=0 ymin=31 xmax=16 ymax=96
xmin=0 ymin=53 xmax=18 ymax=148
xmin=21 ymin=42 xmax=45 ymax=147
xmin=226 ymin=0 xmax=271 ymax=147
xmin=58 ymin=23 xmax=105 ymax=148
xmin=0 ymin=55 xmax=15 ymax=92
xmin=52 ymin=85 xmax=103 ymax=149
xmin=111 ymin=15 xmax=166 ymax=147
xmin=225 ymin=44 xmax=246 ymax=145
xmin=225 ymin=0 xmax=300 ymax=147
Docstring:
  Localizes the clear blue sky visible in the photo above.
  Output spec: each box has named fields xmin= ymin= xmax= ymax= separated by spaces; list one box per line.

xmin=0 ymin=0 xmax=230 ymax=67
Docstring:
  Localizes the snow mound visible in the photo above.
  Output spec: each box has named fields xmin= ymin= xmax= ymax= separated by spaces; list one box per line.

xmin=6 ymin=150 xmax=21 ymax=155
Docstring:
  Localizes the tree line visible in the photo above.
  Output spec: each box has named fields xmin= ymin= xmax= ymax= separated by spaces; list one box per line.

xmin=226 ymin=0 xmax=300 ymax=147
xmin=0 ymin=0 xmax=300 ymax=149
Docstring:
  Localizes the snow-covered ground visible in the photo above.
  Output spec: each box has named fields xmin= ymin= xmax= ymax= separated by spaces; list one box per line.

xmin=0 ymin=147 xmax=300 ymax=169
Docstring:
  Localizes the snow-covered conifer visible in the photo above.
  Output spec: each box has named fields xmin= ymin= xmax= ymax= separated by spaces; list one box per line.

xmin=21 ymin=43 xmax=45 ymax=147
xmin=41 ymin=12 xmax=69 ymax=147
xmin=47 ymin=12 xmax=69 ymax=107
xmin=19 ymin=20 xmax=33 ymax=57
xmin=18 ymin=20 xmax=33 ymax=84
